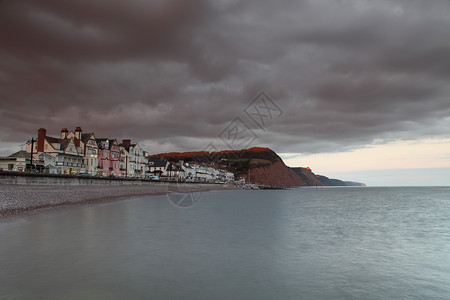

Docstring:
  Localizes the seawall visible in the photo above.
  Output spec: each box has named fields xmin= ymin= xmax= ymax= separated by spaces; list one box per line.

xmin=0 ymin=171 xmax=168 ymax=186
xmin=0 ymin=172 xmax=236 ymax=216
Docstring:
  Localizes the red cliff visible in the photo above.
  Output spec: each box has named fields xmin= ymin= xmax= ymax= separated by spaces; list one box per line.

xmin=244 ymin=160 xmax=307 ymax=187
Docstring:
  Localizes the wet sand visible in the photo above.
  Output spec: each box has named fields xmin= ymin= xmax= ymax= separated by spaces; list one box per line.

xmin=0 ymin=183 xmax=236 ymax=217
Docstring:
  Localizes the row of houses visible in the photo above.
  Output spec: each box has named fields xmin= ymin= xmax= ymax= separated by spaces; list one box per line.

xmin=1 ymin=127 xmax=235 ymax=183
xmin=148 ymin=159 xmax=235 ymax=183
xmin=20 ymin=127 xmax=148 ymax=178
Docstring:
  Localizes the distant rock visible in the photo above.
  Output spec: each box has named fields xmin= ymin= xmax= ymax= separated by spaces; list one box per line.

xmin=343 ymin=181 xmax=366 ymax=187
xmin=316 ymin=175 xmax=366 ymax=187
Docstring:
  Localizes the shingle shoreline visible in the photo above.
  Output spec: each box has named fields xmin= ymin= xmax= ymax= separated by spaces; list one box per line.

xmin=0 ymin=183 xmax=236 ymax=217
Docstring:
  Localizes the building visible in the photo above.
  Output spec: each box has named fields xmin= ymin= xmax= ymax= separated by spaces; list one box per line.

xmin=67 ymin=127 xmax=99 ymax=176
xmin=148 ymin=158 xmax=169 ymax=179
xmin=38 ymin=152 xmax=57 ymax=174
xmin=0 ymin=150 xmax=44 ymax=172
xmin=181 ymin=162 xmax=197 ymax=182
xmin=26 ymin=128 xmax=85 ymax=175
xmin=166 ymin=163 xmax=185 ymax=181
xmin=119 ymin=140 xmax=147 ymax=178
xmin=96 ymin=138 xmax=121 ymax=176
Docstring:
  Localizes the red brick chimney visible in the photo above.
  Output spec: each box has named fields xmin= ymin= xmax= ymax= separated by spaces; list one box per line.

xmin=38 ymin=128 xmax=46 ymax=152
xmin=122 ymin=139 xmax=131 ymax=146
xmin=75 ymin=127 xmax=82 ymax=140
xmin=61 ymin=128 xmax=68 ymax=139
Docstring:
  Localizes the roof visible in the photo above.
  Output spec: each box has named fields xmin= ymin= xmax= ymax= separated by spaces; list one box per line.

xmin=80 ymin=133 xmax=93 ymax=143
xmin=45 ymin=136 xmax=60 ymax=144
xmin=59 ymin=139 xmax=71 ymax=151
xmin=8 ymin=150 xmax=31 ymax=159
xmin=119 ymin=143 xmax=139 ymax=151
xmin=148 ymin=158 xmax=168 ymax=167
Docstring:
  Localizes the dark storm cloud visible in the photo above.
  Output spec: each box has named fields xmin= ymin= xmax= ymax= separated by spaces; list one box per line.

xmin=1 ymin=0 xmax=450 ymax=155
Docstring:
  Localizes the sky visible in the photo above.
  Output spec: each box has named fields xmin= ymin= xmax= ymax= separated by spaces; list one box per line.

xmin=1 ymin=0 xmax=450 ymax=186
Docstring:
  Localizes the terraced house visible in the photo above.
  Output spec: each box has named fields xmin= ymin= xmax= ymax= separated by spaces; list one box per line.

xmin=26 ymin=128 xmax=85 ymax=175
xmin=119 ymin=140 xmax=148 ymax=178
xmin=96 ymin=138 xmax=121 ymax=177
xmin=67 ymin=127 xmax=99 ymax=176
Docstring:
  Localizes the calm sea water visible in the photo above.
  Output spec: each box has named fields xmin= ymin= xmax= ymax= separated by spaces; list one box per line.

xmin=1 ymin=187 xmax=450 ymax=299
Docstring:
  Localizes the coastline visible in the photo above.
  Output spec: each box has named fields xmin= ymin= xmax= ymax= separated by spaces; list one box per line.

xmin=0 ymin=183 xmax=237 ymax=217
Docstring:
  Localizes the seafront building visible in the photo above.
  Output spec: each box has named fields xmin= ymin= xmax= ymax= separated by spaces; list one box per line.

xmin=119 ymin=140 xmax=148 ymax=178
xmin=147 ymin=158 xmax=169 ymax=179
xmin=96 ymin=138 xmax=121 ymax=177
xmin=4 ymin=126 xmax=236 ymax=182
xmin=25 ymin=128 xmax=85 ymax=175
xmin=0 ymin=150 xmax=39 ymax=172
xmin=67 ymin=128 xmax=99 ymax=176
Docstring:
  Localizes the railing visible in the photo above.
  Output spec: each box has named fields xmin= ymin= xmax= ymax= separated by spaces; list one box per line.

xmin=55 ymin=162 xmax=85 ymax=168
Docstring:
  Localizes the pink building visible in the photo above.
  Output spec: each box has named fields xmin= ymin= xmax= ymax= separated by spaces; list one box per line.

xmin=96 ymin=138 xmax=121 ymax=176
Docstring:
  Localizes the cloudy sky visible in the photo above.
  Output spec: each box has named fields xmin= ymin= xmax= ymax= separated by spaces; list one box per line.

xmin=1 ymin=0 xmax=450 ymax=185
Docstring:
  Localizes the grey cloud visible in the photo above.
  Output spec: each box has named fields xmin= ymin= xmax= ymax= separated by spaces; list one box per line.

xmin=1 ymin=0 xmax=450 ymax=155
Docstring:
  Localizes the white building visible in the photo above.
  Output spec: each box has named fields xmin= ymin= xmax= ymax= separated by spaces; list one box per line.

xmin=119 ymin=140 xmax=147 ymax=178
xmin=148 ymin=158 xmax=169 ymax=178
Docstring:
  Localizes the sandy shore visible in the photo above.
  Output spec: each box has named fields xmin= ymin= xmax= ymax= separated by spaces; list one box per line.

xmin=0 ymin=183 xmax=236 ymax=217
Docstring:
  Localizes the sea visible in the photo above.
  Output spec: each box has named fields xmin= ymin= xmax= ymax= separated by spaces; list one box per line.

xmin=1 ymin=187 xmax=449 ymax=300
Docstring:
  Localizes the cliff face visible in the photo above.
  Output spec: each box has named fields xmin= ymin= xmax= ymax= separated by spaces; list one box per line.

xmin=316 ymin=175 xmax=347 ymax=186
xmin=244 ymin=160 xmax=307 ymax=187
xmin=291 ymin=167 xmax=324 ymax=186
xmin=316 ymin=175 xmax=366 ymax=187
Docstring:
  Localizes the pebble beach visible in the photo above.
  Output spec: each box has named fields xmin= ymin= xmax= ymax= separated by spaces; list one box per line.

xmin=0 ymin=183 xmax=236 ymax=217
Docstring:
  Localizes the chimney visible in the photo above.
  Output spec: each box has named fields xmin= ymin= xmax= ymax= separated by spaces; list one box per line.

xmin=122 ymin=139 xmax=131 ymax=146
xmin=38 ymin=128 xmax=46 ymax=152
xmin=61 ymin=128 xmax=68 ymax=139
xmin=75 ymin=127 xmax=82 ymax=140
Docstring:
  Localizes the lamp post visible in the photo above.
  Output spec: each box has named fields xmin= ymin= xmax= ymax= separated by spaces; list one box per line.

xmin=30 ymin=137 xmax=35 ymax=172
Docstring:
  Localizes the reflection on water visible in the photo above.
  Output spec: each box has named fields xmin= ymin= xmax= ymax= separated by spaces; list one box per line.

xmin=1 ymin=188 xmax=450 ymax=299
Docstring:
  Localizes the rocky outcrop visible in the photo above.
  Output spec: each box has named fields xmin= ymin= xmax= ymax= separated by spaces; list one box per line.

xmin=290 ymin=167 xmax=324 ymax=186
xmin=316 ymin=175 xmax=347 ymax=186
xmin=316 ymin=175 xmax=366 ymax=187
xmin=244 ymin=160 xmax=307 ymax=188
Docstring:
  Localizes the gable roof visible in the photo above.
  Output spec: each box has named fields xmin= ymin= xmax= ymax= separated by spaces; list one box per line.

xmin=80 ymin=133 xmax=93 ymax=143
xmin=59 ymin=139 xmax=71 ymax=151
xmin=148 ymin=158 xmax=168 ymax=167
xmin=9 ymin=150 xmax=31 ymax=159
xmin=45 ymin=136 xmax=60 ymax=144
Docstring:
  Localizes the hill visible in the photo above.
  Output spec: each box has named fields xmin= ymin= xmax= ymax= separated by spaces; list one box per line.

xmin=316 ymin=175 xmax=366 ymax=187
xmin=151 ymin=147 xmax=306 ymax=187
xmin=151 ymin=147 xmax=365 ymax=188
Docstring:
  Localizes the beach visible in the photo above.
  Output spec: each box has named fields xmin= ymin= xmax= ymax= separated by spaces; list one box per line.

xmin=0 ymin=183 xmax=236 ymax=216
